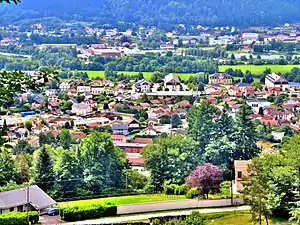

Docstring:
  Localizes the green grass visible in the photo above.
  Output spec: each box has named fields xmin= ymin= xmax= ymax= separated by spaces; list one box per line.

xmin=205 ymin=211 xmax=290 ymax=225
xmin=78 ymin=70 xmax=197 ymax=81
xmin=219 ymin=65 xmax=300 ymax=75
xmin=58 ymin=194 xmax=186 ymax=208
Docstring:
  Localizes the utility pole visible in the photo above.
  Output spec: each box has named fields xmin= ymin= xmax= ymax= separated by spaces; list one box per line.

xmin=125 ymin=171 xmax=128 ymax=191
xmin=27 ymin=186 xmax=30 ymax=225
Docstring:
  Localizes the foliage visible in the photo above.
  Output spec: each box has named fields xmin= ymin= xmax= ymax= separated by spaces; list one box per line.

xmin=0 ymin=148 xmax=17 ymax=186
xmin=127 ymin=169 xmax=148 ymax=190
xmin=0 ymin=69 xmax=57 ymax=108
xmin=186 ymin=163 xmax=223 ymax=199
xmin=61 ymin=203 xmax=117 ymax=222
xmin=171 ymin=114 xmax=181 ymax=128
xmin=38 ymin=132 xmax=56 ymax=146
xmin=244 ymin=135 xmax=300 ymax=220
xmin=77 ymin=131 xmax=126 ymax=193
xmin=2 ymin=0 xmax=300 ymax=28
xmin=13 ymin=140 xmax=35 ymax=154
xmin=58 ymin=128 xmax=73 ymax=150
xmin=185 ymin=187 xmax=198 ymax=199
xmin=142 ymin=135 xmax=198 ymax=191
xmin=33 ymin=146 xmax=55 ymax=192
xmin=0 ymin=212 xmax=39 ymax=225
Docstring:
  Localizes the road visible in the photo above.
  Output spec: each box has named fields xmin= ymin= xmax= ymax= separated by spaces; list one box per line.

xmin=65 ymin=205 xmax=250 ymax=225
xmin=118 ymin=198 xmax=243 ymax=214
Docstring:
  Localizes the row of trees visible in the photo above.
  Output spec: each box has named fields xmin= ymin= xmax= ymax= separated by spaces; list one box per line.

xmin=142 ymin=101 xmax=259 ymax=191
xmin=0 ymin=131 xmax=147 ymax=199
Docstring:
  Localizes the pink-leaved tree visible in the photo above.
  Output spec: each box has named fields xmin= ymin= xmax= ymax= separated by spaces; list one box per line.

xmin=186 ymin=163 xmax=223 ymax=199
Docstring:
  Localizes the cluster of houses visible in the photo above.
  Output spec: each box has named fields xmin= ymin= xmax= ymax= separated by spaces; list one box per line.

xmin=2 ymin=72 xmax=300 ymax=181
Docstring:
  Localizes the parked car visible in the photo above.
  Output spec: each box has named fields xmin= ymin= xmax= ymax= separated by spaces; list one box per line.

xmin=47 ymin=208 xmax=60 ymax=216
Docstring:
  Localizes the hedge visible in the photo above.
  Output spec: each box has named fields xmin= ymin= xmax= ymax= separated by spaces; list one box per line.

xmin=61 ymin=203 xmax=117 ymax=222
xmin=0 ymin=211 xmax=39 ymax=225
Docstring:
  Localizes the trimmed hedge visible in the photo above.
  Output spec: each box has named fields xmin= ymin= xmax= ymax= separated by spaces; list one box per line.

xmin=0 ymin=211 xmax=39 ymax=225
xmin=61 ymin=203 xmax=117 ymax=222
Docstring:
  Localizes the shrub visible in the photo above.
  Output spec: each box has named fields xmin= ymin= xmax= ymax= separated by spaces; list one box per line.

xmin=185 ymin=187 xmax=198 ymax=199
xmin=174 ymin=184 xmax=187 ymax=195
xmin=0 ymin=211 xmax=39 ymax=225
xmin=163 ymin=183 xmax=177 ymax=195
xmin=61 ymin=203 xmax=117 ymax=222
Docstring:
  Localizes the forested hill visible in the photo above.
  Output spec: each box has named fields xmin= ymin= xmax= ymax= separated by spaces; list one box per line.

xmin=1 ymin=0 xmax=300 ymax=27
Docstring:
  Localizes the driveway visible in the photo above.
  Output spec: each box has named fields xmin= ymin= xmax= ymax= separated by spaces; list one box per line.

xmin=39 ymin=215 xmax=64 ymax=225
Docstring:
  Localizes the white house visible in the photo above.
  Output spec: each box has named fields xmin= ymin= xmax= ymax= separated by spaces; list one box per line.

xmin=265 ymin=73 xmax=289 ymax=90
xmin=134 ymin=79 xmax=152 ymax=93
xmin=164 ymin=73 xmax=182 ymax=91
xmin=246 ymin=99 xmax=271 ymax=114
xmin=77 ymin=86 xmax=91 ymax=93
xmin=59 ymin=82 xmax=70 ymax=92
xmin=72 ymin=103 xmax=93 ymax=116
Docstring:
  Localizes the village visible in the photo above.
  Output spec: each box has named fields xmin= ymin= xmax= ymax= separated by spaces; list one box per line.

xmin=1 ymin=71 xmax=299 ymax=180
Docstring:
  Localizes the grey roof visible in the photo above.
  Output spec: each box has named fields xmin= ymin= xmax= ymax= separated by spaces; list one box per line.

xmin=237 ymin=82 xmax=251 ymax=87
xmin=0 ymin=185 xmax=56 ymax=210
xmin=246 ymin=98 xmax=270 ymax=103
xmin=112 ymin=123 xmax=129 ymax=130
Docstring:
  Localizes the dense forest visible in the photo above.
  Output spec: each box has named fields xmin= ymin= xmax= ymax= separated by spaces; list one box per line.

xmin=1 ymin=0 xmax=300 ymax=28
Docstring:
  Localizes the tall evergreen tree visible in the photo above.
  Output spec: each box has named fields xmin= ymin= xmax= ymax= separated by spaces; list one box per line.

xmin=234 ymin=102 xmax=260 ymax=160
xmin=34 ymin=146 xmax=55 ymax=192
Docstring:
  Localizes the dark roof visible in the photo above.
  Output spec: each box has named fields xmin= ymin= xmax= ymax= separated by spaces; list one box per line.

xmin=0 ymin=185 xmax=56 ymax=210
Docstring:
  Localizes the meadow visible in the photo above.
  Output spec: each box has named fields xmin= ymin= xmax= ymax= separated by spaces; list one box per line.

xmin=219 ymin=64 xmax=300 ymax=75
xmin=81 ymin=70 xmax=197 ymax=81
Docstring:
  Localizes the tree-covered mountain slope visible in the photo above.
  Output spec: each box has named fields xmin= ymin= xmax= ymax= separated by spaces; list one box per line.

xmin=0 ymin=0 xmax=300 ymax=27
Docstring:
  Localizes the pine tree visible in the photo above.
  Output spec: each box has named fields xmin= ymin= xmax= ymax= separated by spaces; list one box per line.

xmin=234 ymin=102 xmax=260 ymax=160
xmin=18 ymin=154 xmax=29 ymax=183
xmin=34 ymin=146 xmax=55 ymax=192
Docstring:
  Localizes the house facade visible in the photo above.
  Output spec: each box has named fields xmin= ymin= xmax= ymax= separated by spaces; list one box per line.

xmin=0 ymin=185 xmax=56 ymax=215
xmin=209 ymin=73 xmax=233 ymax=85
xmin=233 ymin=160 xmax=251 ymax=193
xmin=246 ymin=99 xmax=271 ymax=114
xmin=59 ymin=82 xmax=70 ymax=92
xmin=71 ymin=103 xmax=93 ymax=116
xmin=164 ymin=73 xmax=181 ymax=91
xmin=265 ymin=73 xmax=289 ymax=90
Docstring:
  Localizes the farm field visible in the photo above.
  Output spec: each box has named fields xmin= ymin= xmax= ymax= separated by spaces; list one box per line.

xmin=219 ymin=65 xmax=300 ymax=75
xmin=79 ymin=70 xmax=197 ymax=81
xmin=58 ymin=194 xmax=186 ymax=208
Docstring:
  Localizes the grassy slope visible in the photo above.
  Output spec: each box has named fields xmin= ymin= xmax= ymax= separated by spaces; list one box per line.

xmin=219 ymin=65 xmax=300 ymax=75
xmin=58 ymin=194 xmax=186 ymax=208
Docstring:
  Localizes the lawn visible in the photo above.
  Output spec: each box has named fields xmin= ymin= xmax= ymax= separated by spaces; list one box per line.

xmin=219 ymin=65 xmax=300 ymax=75
xmin=205 ymin=211 xmax=290 ymax=225
xmin=58 ymin=194 xmax=186 ymax=208
xmin=79 ymin=70 xmax=196 ymax=81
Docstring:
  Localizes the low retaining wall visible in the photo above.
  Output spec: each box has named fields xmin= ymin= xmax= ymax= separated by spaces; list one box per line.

xmin=117 ymin=198 xmax=243 ymax=215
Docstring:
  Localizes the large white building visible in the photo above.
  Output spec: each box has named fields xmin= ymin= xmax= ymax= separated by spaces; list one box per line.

xmin=265 ymin=73 xmax=289 ymax=90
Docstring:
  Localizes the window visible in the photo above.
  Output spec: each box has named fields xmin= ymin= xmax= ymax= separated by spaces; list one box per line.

xmin=17 ymin=206 xmax=23 ymax=212
xmin=237 ymin=171 xmax=243 ymax=179
xmin=9 ymin=207 xmax=14 ymax=212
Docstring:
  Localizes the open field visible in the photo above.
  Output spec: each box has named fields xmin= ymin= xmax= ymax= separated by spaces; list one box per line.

xmin=79 ymin=70 xmax=197 ymax=81
xmin=219 ymin=65 xmax=300 ymax=75
xmin=58 ymin=194 xmax=186 ymax=208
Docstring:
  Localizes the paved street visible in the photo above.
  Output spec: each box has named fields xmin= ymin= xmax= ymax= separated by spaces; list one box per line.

xmin=65 ymin=205 xmax=250 ymax=225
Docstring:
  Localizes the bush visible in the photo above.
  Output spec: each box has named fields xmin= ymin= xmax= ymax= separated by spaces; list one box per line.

xmin=163 ymin=183 xmax=177 ymax=195
xmin=174 ymin=184 xmax=187 ymax=195
xmin=0 ymin=211 xmax=39 ymax=225
xmin=185 ymin=187 xmax=198 ymax=199
xmin=61 ymin=203 xmax=117 ymax=222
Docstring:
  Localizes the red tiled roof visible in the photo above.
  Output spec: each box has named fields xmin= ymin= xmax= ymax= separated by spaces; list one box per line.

xmin=134 ymin=138 xmax=153 ymax=144
xmin=127 ymin=158 xmax=145 ymax=166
